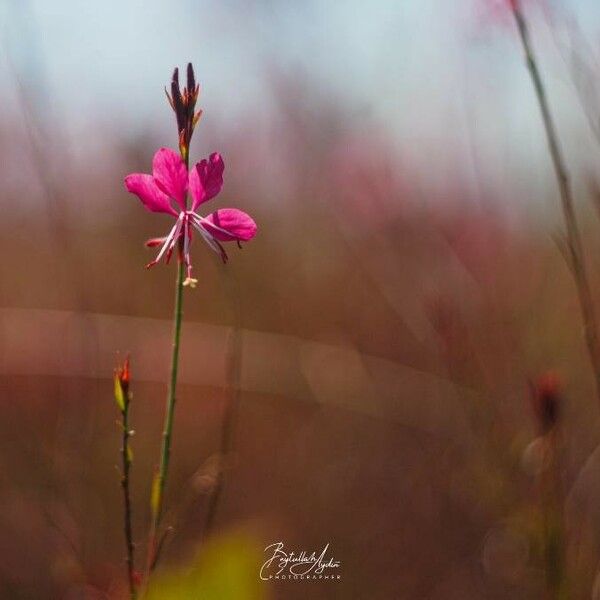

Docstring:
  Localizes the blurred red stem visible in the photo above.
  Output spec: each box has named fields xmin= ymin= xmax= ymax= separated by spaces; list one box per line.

xmin=120 ymin=398 xmax=137 ymax=599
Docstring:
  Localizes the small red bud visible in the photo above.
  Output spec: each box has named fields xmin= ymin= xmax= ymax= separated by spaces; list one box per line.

xmin=529 ymin=371 xmax=561 ymax=434
xmin=132 ymin=570 xmax=142 ymax=587
xmin=115 ymin=356 xmax=130 ymax=393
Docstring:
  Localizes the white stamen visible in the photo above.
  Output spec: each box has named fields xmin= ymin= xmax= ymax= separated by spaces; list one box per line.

xmin=153 ymin=212 xmax=184 ymax=264
xmin=192 ymin=211 xmax=236 ymax=239
xmin=149 ymin=209 xmax=236 ymax=269
xmin=183 ymin=216 xmax=192 ymax=267
xmin=188 ymin=213 xmax=224 ymax=256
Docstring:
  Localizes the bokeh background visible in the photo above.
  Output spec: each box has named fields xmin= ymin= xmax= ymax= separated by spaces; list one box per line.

xmin=3 ymin=0 xmax=600 ymax=597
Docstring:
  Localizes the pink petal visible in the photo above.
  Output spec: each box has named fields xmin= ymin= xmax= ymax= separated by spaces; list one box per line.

xmin=203 ymin=208 xmax=257 ymax=242
xmin=124 ymin=174 xmax=177 ymax=215
xmin=152 ymin=147 xmax=188 ymax=209
xmin=145 ymin=237 xmax=167 ymax=247
xmin=189 ymin=152 xmax=224 ymax=210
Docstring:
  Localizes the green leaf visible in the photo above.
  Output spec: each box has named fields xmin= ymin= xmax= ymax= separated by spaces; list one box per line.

xmin=150 ymin=471 xmax=161 ymax=519
xmin=114 ymin=375 xmax=125 ymax=412
xmin=146 ymin=531 xmax=265 ymax=600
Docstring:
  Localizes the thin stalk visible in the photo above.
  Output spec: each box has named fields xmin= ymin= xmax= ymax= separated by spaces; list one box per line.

xmin=543 ymin=428 xmax=566 ymax=598
xmin=121 ymin=400 xmax=137 ymax=599
xmin=512 ymin=1 xmax=600 ymax=408
xmin=146 ymin=255 xmax=185 ymax=575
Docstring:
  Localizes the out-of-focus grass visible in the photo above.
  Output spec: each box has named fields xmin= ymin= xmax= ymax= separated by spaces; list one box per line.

xmin=146 ymin=531 xmax=265 ymax=600
xmin=3 ymin=55 xmax=600 ymax=598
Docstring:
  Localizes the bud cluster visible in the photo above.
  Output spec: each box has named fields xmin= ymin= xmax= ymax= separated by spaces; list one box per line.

xmin=165 ymin=63 xmax=202 ymax=164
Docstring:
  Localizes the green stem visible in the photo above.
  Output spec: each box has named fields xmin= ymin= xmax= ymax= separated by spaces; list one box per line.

xmin=159 ymin=256 xmax=185 ymax=519
xmin=146 ymin=254 xmax=185 ymax=575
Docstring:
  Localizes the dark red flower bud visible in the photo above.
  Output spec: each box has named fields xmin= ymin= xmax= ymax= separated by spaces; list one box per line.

xmin=530 ymin=372 xmax=561 ymax=434
xmin=170 ymin=67 xmax=186 ymax=134
xmin=116 ymin=355 xmax=131 ymax=395
xmin=167 ymin=64 xmax=201 ymax=157
xmin=186 ymin=62 xmax=196 ymax=98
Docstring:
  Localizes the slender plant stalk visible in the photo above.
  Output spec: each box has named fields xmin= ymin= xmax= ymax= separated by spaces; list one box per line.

xmin=143 ymin=65 xmax=200 ymax=589
xmin=158 ymin=256 xmax=186 ymax=518
xmin=511 ymin=1 xmax=600 ymax=408
xmin=541 ymin=428 xmax=566 ymax=598
xmin=121 ymin=398 xmax=137 ymax=599
xmin=146 ymin=255 xmax=185 ymax=577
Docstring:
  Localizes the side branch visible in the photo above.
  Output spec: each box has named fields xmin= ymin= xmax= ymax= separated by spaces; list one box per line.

xmin=121 ymin=402 xmax=137 ymax=599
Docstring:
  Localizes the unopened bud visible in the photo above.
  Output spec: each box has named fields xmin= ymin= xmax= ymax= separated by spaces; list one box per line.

xmin=529 ymin=371 xmax=561 ymax=434
xmin=113 ymin=355 xmax=131 ymax=412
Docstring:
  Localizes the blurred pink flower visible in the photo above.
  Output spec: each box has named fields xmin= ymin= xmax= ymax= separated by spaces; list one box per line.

xmin=474 ymin=0 xmax=544 ymax=29
xmin=125 ymin=147 xmax=257 ymax=285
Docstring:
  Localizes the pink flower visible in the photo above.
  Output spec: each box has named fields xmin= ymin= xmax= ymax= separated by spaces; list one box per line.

xmin=472 ymin=0 xmax=540 ymax=29
xmin=124 ymin=147 xmax=257 ymax=286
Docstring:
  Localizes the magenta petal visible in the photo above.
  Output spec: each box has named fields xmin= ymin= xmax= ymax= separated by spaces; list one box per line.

xmin=124 ymin=173 xmax=177 ymax=215
xmin=203 ymin=208 xmax=257 ymax=242
xmin=152 ymin=147 xmax=188 ymax=209
xmin=189 ymin=152 xmax=224 ymax=210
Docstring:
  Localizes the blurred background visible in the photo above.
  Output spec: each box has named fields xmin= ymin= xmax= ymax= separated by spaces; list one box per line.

xmin=3 ymin=0 xmax=600 ymax=597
